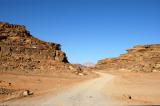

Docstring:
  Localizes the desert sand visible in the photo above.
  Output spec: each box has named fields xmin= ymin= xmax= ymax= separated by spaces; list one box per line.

xmin=103 ymin=71 xmax=160 ymax=105
xmin=0 ymin=72 xmax=94 ymax=104
xmin=1 ymin=71 xmax=160 ymax=106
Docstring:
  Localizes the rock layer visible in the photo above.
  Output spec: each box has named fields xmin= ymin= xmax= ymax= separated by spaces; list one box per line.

xmin=0 ymin=22 xmax=70 ymax=73
xmin=96 ymin=44 xmax=160 ymax=72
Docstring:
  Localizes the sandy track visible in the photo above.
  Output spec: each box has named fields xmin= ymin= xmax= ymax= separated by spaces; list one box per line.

xmin=3 ymin=72 xmax=114 ymax=106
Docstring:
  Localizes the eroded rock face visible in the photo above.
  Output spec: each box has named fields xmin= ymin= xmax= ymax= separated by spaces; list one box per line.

xmin=0 ymin=22 xmax=69 ymax=73
xmin=96 ymin=45 xmax=160 ymax=72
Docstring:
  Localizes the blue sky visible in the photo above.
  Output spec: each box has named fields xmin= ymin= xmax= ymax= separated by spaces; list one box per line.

xmin=0 ymin=0 xmax=160 ymax=64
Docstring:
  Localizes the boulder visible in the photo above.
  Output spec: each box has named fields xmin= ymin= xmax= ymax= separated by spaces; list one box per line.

xmin=123 ymin=94 xmax=132 ymax=100
xmin=22 ymin=90 xmax=33 ymax=97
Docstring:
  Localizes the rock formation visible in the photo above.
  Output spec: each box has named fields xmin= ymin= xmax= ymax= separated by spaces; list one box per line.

xmin=96 ymin=44 xmax=160 ymax=72
xmin=0 ymin=22 xmax=71 ymax=73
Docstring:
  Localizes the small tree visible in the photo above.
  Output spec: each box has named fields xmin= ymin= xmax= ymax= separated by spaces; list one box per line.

xmin=56 ymin=44 xmax=61 ymax=50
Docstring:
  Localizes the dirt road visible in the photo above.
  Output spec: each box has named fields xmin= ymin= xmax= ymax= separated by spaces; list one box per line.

xmin=3 ymin=72 xmax=114 ymax=106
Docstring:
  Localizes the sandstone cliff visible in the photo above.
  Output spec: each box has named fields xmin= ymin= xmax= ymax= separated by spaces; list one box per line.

xmin=0 ymin=22 xmax=71 ymax=73
xmin=96 ymin=44 xmax=160 ymax=72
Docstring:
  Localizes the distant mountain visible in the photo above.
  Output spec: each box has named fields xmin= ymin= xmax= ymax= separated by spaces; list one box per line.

xmin=83 ymin=62 xmax=95 ymax=67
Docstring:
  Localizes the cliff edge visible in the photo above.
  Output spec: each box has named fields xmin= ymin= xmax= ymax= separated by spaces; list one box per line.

xmin=0 ymin=22 xmax=71 ymax=73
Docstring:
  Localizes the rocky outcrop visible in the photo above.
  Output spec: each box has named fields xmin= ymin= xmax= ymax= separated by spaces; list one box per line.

xmin=96 ymin=44 xmax=160 ymax=72
xmin=0 ymin=22 xmax=70 ymax=73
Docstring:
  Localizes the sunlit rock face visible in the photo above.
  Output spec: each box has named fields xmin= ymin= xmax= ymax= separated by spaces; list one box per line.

xmin=0 ymin=22 xmax=71 ymax=73
xmin=96 ymin=44 xmax=160 ymax=72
